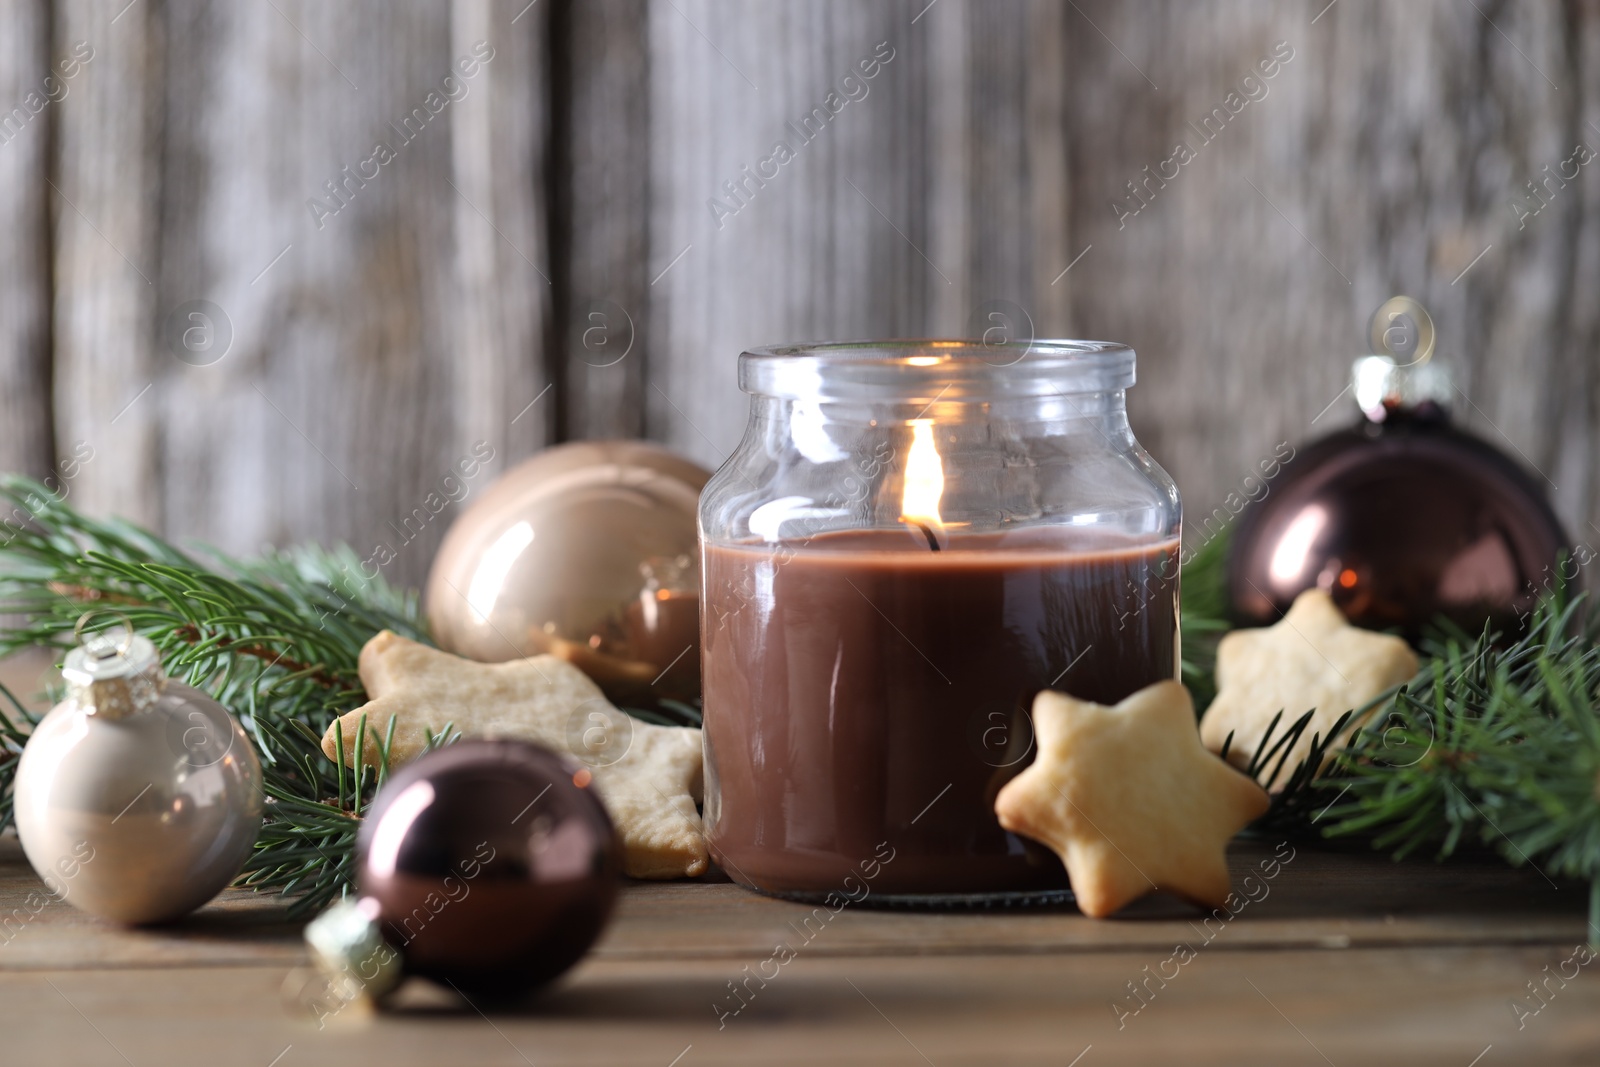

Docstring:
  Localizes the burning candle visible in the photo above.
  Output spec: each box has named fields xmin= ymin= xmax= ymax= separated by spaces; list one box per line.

xmin=900 ymin=418 xmax=946 ymax=550
xmin=700 ymin=341 xmax=1181 ymax=901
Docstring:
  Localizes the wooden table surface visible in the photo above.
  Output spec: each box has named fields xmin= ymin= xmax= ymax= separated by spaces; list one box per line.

xmin=1 ymin=832 xmax=1596 ymax=1067
xmin=2 ymin=654 xmax=1596 ymax=1064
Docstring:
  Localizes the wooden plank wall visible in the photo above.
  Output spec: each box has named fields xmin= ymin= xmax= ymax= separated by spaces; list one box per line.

xmin=0 ymin=0 xmax=53 ymax=483
xmin=0 ymin=0 xmax=1596 ymax=590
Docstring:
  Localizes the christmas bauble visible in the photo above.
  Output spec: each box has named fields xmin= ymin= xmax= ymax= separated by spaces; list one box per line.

xmin=426 ymin=441 xmax=710 ymax=710
xmin=14 ymin=624 xmax=263 ymax=924
xmin=1227 ymin=355 xmax=1569 ymax=642
xmin=355 ymin=739 xmax=621 ymax=997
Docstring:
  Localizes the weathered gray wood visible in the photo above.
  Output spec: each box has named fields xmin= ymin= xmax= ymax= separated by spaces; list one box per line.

xmin=1545 ymin=0 xmax=1600 ymax=532
xmin=645 ymin=0 xmax=1072 ymax=463
xmin=449 ymin=0 xmax=551 ymax=466
xmin=0 ymin=831 xmax=1593 ymax=1065
xmin=0 ymin=0 xmax=55 ymax=483
xmin=1061 ymin=0 xmax=1589 ymax=538
xmin=6 ymin=0 xmax=1600 ymax=575
xmin=134 ymin=0 xmax=549 ymax=590
xmin=152 ymin=0 xmax=440 ymax=585
xmin=0 ymin=831 xmax=1581 ymax=970
xmin=52 ymin=0 xmax=160 ymax=525
xmin=640 ymin=0 xmax=1598 ymax=547
xmin=5 ymin=943 xmax=1599 ymax=1067
xmin=550 ymin=0 xmax=650 ymax=441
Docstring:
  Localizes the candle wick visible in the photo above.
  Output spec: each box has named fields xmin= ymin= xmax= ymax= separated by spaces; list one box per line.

xmin=914 ymin=522 xmax=941 ymax=552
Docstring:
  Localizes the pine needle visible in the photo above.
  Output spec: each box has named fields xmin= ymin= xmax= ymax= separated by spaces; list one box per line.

xmin=0 ymin=475 xmax=425 ymax=917
xmin=7 ymin=476 xmax=1598 ymax=939
xmin=1177 ymin=529 xmax=1231 ymax=710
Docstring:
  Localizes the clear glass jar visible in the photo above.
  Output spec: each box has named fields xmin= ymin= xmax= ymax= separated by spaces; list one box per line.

xmin=699 ymin=340 xmax=1181 ymax=903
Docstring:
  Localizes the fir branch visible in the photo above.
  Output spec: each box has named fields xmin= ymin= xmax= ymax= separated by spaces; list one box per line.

xmin=0 ymin=475 xmax=425 ymax=914
xmin=170 ymin=623 xmax=345 ymax=689
xmin=1178 ymin=528 xmax=1231 ymax=710
xmin=0 ymin=680 xmax=31 ymax=832
xmin=1322 ymin=594 xmax=1600 ymax=872
xmin=7 ymin=471 xmax=1597 ymax=936
xmin=0 ymin=474 xmax=690 ymax=916
xmin=1254 ymin=582 xmax=1600 ymax=939
xmin=623 ymin=697 xmax=703 ymax=729
xmin=1180 ymin=526 xmax=1600 ymax=934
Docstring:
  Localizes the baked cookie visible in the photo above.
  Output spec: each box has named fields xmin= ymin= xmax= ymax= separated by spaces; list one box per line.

xmin=995 ymin=681 xmax=1270 ymax=918
xmin=322 ymin=631 xmax=706 ymax=879
xmin=1199 ymin=589 xmax=1418 ymax=788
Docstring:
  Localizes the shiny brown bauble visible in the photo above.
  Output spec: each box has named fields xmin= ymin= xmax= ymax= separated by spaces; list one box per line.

xmin=426 ymin=441 xmax=710 ymax=710
xmin=356 ymin=740 xmax=621 ymax=998
xmin=1227 ymin=406 xmax=1570 ymax=643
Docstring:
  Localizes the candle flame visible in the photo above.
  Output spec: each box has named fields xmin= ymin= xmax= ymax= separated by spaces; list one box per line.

xmin=899 ymin=419 xmax=945 ymax=529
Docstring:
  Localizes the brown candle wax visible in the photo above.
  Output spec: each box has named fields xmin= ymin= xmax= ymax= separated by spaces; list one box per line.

xmin=702 ymin=528 xmax=1180 ymax=899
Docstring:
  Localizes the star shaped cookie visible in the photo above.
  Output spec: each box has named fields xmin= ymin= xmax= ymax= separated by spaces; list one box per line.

xmin=1199 ymin=589 xmax=1418 ymax=788
xmin=994 ymin=681 xmax=1269 ymax=918
xmin=322 ymin=631 xmax=707 ymax=879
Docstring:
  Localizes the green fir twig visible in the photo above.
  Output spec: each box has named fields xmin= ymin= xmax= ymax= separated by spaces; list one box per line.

xmin=1177 ymin=529 xmax=1231 ymax=711
xmin=1319 ymin=591 xmax=1600 ymax=939
xmin=6 ymin=473 xmax=1599 ymax=938
xmin=1181 ymin=527 xmax=1600 ymax=940
xmin=0 ymin=475 xmax=425 ymax=916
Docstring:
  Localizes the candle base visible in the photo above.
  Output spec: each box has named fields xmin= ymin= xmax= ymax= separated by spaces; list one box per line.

xmin=743 ymin=885 xmax=1077 ymax=911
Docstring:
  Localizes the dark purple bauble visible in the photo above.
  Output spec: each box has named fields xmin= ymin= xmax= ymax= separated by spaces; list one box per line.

xmin=356 ymin=740 xmax=621 ymax=997
xmin=1227 ymin=406 xmax=1569 ymax=643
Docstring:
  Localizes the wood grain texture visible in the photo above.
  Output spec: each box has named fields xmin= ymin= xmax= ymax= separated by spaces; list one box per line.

xmin=639 ymin=0 xmax=1600 ymax=545
xmin=4 ymin=0 xmax=1600 ymax=573
xmin=154 ymin=0 xmax=441 ymax=585
xmin=56 ymin=0 xmax=553 ymax=591
xmin=449 ymin=0 xmax=551 ymax=467
xmin=645 ymin=0 xmax=1071 ymax=464
xmin=7 ymin=948 xmax=1599 ymax=1067
xmin=0 ymin=0 xmax=55 ymax=483
xmin=494 ymin=0 xmax=1593 ymax=554
xmin=0 ymin=837 xmax=1594 ymax=1065
xmin=0 ymin=836 xmax=1580 ymax=970
xmin=548 ymin=0 xmax=650 ymax=441
xmin=1060 ymin=0 xmax=1595 ymax=542
xmin=51 ymin=0 xmax=160 ymax=525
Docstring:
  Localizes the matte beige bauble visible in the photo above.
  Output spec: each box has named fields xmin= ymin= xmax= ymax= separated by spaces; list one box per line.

xmin=14 ymin=624 xmax=264 ymax=925
xmin=426 ymin=441 xmax=710 ymax=709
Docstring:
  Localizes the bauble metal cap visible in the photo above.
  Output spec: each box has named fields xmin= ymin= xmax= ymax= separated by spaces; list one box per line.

xmin=61 ymin=616 xmax=164 ymax=720
xmin=1353 ymin=296 xmax=1450 ymax=422
xmin=304 ymin=896 xmax=405 ymax=1002
xmin=1352 ymin=355 xmax=1452 ymax=422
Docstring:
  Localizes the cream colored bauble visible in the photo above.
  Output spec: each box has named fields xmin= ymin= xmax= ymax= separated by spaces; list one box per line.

xmin=14 ymin=625 xmax=263 ymax=925
xmin=425 ymin=441 xmax=710 ymax=709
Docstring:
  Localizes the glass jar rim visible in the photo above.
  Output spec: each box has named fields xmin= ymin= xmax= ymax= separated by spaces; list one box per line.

xmin=739 ymin=339 xmax=1135 ymax=401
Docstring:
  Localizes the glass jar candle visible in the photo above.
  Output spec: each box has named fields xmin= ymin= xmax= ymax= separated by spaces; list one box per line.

xmin=699 ymin=340 xmax=1181 ymax=902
